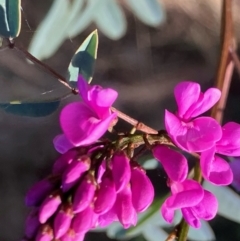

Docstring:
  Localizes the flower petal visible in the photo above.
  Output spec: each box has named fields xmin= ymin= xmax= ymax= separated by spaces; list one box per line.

xmin=174 ymin=81 xmax=200 ymax=119
xmin=216 ymin=122 xmax=240 ymax=156
xmin=152 ymin=145 xmax=188 ymax=182
xmin=189 ymin=88 xmax=221 ymax=118
xmin=94 ymin=171 xmax=116 ymax=214
xmin=115 ymin=184 xmax=137 ymax=228
xmin=72 ymin=206 xmax=95 ymax=233
xmin=131 ymin=166 xmax=154 ymax=212
xmin=201 ymin=148 xmax=233 ymax=185
xmin=112 ymin=152 xmax=131 ymax=193
xmin=73 ymin=175 xmax=96 ymax=213
xmin=182 ymin=207 xmax=201 ymax=228
xmin=53 ymin=150 xmax=77 ymax=174
xmin=165 ymin=180 xmax=204 ymax=210
xmin=53 ymin=134 xmax=75 ymax=154
xmin=191 ymin=190 xmax=218 ymax=221
xmin=60 ymin=102 xmax=116 ymax=146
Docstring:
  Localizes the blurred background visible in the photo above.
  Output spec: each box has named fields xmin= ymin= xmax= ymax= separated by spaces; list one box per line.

xmin=1 ymin=0 xmax=240 ymax=240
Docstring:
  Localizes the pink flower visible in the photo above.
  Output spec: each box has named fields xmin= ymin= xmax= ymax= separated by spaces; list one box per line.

xmin=161 ymin=179 xmax=218 ymax=228
xmin=54 ymin=76 xmax=118 ymax=152
xmin=165 ymin=81 xmax=222 ymax=152
xmin=200 ymin=147 xmax=233 ymax=186
xmin=152 ymin=145 xmax=188 ymax=182
xmin=216 ymin=122 xmax=240 ymax=156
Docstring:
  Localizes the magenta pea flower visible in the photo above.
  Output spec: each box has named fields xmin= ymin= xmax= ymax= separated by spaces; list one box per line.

xmin=54 ymin=75 xmax=118 ymax=152
xmin=216 ymin=122 xmax=240 ymax=156
xmin=161 ymin=179 xmax=218 ymax=228
xmin=152 ymin=145 xmax=188 ymax=182
xmin=165 ymin=81 xmax=222 ymax=152
xmin=200 ymin=147 xmax=233 ymax=186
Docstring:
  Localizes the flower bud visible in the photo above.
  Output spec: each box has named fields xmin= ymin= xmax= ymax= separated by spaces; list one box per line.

xmin=112 ymin=152 xmax=131 ymax=193
xmin=53 ymin=150 xmax=77 ymax=174
xmin=62 ymin=155 xmax=91 ymax=192
xmin=98 ymin=206 xmax=118 ymax=227
xmin=54 ymin=204 xmax=73 ymax=239
xmin=72 ymin=206 xmax=95 ymax=233
xmin=115 ymin=184 xmax=137 ymax=228
xmin=73 ymin=175 xmax=96 ymax=213
xmin=24 ymin=208 xmax=40 ymax=238
xmin=25 ymin=177 xmax=56 ymax=207
xmin=35 ymin=224 xmax=53 ymax=241
xmin=131 ymin=166 xmax=154 ymax=212
xmin=94 ymin=170 xmax=116 ymax=214
xmin=39 ymin=192 xmax=61 ymax=224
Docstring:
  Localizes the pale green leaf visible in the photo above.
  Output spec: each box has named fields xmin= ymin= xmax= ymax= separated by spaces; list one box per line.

xmin=68 ymin=0 xmax=100 ymax=38
xmin=93 ymin=0 xmax=126 ymax=40
xmin=188 ymin=221 xmax=215 ymax=241
xmin=67 ymin=30 xmax=98 ymax=86
xmin=127 ymin=0 xmax=165 ymax=27
xmin=142 ymin=225 xmax=168 ymax=241
xmin=142 ymin=158 xmax=159 ymax=170
xmin=28 ymin=0 xmax=70 ymax=60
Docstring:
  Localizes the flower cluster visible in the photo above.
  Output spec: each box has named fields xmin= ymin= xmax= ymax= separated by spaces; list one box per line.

xmin=24 ymin=149 xmax=154 ymax=241
xmin=153 ymin=81 xmax=240 ymax=228
xmin=24 ymin=78 xmax=240 ymax=240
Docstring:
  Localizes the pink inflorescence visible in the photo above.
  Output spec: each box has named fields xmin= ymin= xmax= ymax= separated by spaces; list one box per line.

xmin=24 ymin=149 xmax=154 ymax=241
xmin=153 ymin=81 xmax=240 ymax=228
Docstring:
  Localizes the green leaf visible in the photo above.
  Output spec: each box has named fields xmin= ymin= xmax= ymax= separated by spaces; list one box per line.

xmin=0 ymin=100 xmax=60 ymax=117
xmin=0 ymin=0 xmax=21 ymax=38
xmin=67 ymin=30 xmax=98 ymax=87
xmin=127 ymin=0 xmax=165 ymax=27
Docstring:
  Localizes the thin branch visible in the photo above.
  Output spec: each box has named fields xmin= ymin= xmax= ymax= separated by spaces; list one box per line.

xmin=111 ymin=107 xmax=158 ymax=134
xmin=230 ymin=47 xmax=240 ymax=76
xmin=211 ymin=0 xmax=234 ymax=123
xmin=9 ymin=40 xmax=78 ymax=94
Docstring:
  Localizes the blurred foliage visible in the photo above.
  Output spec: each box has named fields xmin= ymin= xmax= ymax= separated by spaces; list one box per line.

xmin=28 ymin=0 xmax=165 ymax=60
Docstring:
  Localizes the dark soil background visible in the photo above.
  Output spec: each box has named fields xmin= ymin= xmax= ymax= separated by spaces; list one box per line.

xmin=1 ymin=0 xmax=240 ymax=240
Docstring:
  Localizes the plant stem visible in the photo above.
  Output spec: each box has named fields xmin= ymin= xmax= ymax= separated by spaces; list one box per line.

xmin=13 ymin=43 xmax=78 ymax=94
xmin=211 ymin=0 xmax=234 ymax=124
xmin=111 ymin=107 xmax=158 ymax=134
xmin=177 ymin=219 xmax=189 ymax=241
